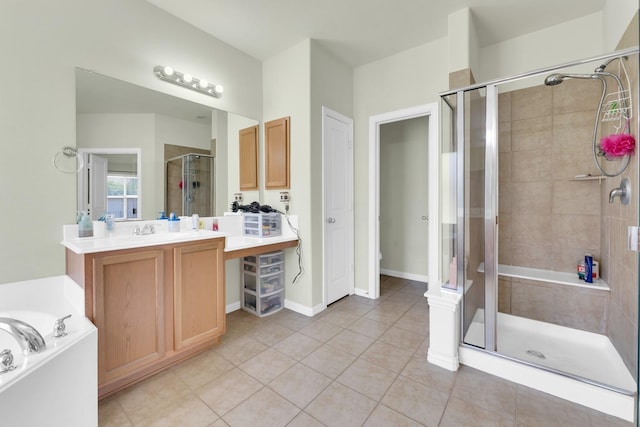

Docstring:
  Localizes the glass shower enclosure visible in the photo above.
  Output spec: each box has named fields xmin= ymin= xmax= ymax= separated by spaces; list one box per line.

xmin=439 ymin=47 xmax=639 ymax=399
xmin=165 ymin=153 xmax=215 ymax=217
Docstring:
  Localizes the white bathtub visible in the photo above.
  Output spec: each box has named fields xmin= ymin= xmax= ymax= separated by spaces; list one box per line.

xmin=462 ymin=309 xmax=636 ymax=422
xmin=0 ymin=275 xmax=97 ymax=427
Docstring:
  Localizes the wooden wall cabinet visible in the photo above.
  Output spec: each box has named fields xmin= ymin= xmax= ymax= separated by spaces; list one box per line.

xmin=265 ymin=116 xmax=290 ymax=189
xmin=66 ymin=237 xmax=226 ymax=399
xmin=239 ymin=125 xmax=259 ymax=190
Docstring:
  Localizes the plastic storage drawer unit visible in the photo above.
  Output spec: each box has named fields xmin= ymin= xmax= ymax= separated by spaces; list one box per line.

xmin=243 ymin=213 xmax=282 ymax=237
xmin=241 ymin=250 xmax=285 ymax=317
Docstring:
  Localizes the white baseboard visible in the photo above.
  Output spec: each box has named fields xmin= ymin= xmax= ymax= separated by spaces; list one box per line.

xmin=225 ymin=301 xmax=241 ymax=313
xmin=354 ymin=287 xmax=373 ymax=298
xmin=284 ymin=299 xmax=325 ymax=317
xmin=380 ymin=268 xmax=428 ymax=283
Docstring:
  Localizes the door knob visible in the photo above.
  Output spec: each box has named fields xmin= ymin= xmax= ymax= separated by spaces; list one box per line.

xmin=327 ymin=217 xmax=336 ymax=224
xmin=421 ymin=216 xmax=428 ymax=221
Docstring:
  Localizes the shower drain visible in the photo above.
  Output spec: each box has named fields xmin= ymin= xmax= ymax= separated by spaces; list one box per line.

xmin=526 ymin=349 xmax=546 ymax=360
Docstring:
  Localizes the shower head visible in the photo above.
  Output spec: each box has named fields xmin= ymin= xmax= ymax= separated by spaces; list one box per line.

xmin=543 ymin=72 xmax=601 ymax=86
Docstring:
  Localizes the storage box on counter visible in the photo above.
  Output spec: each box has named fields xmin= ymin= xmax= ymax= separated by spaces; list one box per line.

xmin=242 ymin=212 xmax=281 ymax=237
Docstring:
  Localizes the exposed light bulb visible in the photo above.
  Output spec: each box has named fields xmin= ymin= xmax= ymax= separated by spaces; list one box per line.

xmin=163 ymin=66 xmax=174 ymax=76
xmin=183 ymin=73 xmax=192 ymax=83
xmin=198 ymin=79 xmax=208 ymax=89
xmin=214 ymin=85 xmax=224 ymax=94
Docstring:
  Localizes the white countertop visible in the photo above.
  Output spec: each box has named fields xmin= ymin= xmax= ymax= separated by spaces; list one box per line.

xmin=61 ymin=214 xmax=299 ymax=255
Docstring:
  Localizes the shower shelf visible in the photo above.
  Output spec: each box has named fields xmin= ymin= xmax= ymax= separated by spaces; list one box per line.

xmin=477 ymin=263 xmax=609 ymax=291
xmin=569 ymin=174 xmax=606 ymax=182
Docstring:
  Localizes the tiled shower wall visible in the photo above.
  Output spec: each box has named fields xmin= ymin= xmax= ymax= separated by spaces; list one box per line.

xmin=498 ymin=15 xmax=639 ymax=374
xmin=602 ymin=17 xmax=639 ymax=376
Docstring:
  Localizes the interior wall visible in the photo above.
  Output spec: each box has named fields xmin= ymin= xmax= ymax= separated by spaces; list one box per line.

xmin=379 ymin=117 xmax=429 ymax=278
xmin=0 ymin=0 xmax=262 ymax=283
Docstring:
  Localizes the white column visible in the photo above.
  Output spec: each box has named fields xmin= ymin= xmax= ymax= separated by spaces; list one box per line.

xmin=425 ymin=288 xmax=462 ymax=371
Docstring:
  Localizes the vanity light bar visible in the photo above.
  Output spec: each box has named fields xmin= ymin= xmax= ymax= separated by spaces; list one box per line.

xmin=153 ymin=65 xmax=224 ymax=98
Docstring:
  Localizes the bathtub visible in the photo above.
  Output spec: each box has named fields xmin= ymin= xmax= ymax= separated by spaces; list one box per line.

xmin=0 ymin=275 xmax=97 ymax=427
xmin=461 ymin=309 xmax=636 ymax=422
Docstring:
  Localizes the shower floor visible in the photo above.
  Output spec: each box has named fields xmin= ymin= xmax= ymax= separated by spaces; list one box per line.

xmin=464 ymin=309 xmax=635 ymax=393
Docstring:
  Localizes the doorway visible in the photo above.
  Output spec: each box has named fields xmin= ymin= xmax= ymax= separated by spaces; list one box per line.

xmin=368 ymin=103 xmax=439 ymax=299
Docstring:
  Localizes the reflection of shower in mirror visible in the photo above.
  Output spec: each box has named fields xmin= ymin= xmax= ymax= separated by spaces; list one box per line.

xmin=165 ymin=153 xmax=215 ymax=217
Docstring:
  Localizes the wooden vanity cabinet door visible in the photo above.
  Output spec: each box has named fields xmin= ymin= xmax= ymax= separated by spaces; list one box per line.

xmin=173 ymin=241 xmax=225 ymax=350
xmin=239 ymin=125 xmax=259 ymax=190
xmin=93 ymin=249 xmax=165 ymax=385
xmin=265 ymin=116 xmax=290 ymax=189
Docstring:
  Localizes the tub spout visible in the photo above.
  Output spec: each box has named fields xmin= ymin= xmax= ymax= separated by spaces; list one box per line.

xmin=0 ymin=317 xmax=46 ymax=354
xmin=609 ymin=178 xmax=631 ymax=205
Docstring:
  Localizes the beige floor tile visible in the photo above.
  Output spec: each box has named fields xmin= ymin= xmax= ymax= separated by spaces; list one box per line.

xmin=273 ymin=310 xmax=316 ymax=331
xmin=452 ymin=366 xmax=517 ymax=418
xmin=299 ymin=319 xmax=343 ymax=342
xmin=197 ymin=368 xmax=262 ymax=416
xmin=381 ymin=376 xmax=448 ymax=427
xmin=439 ymin=397 xmax=514 ymax=427
xmin=327 ymin=328 xmax=375 ymax=356
xmin=215 ymin=335 xmax=269 ymax=365
xmin=238 ymin=348 xmax=296 ymax=384
xmin=360 ymin=340 xmax=414 ymax=373
xmin=249 ymin=322 xmax=296 ymax=346
xmin=272 ymin=331 xmax=323 ymax=360
xmin=379 ymin=326 xmax=425 ymax=351
xmin=222 ymin=388 xmax=299 ymax=427
xmin=268 ymin=363 xmax=332 ymax=408
xmin=336 ymin=359 xmax=397 ymax=401
xmin=301 ymin=344 xmax=356 ymax=379
xmin=286 ymin=411 xmax=327 ymax=427
xmin=363 ymin=404 xmax=423 ymax=427
xmin=363 ymin=305 xmax=406 ymax=324
xmin=306 ymin=382 xmax=377 ymax=427
xmin=401 ymin=355 xmax=456 ymax=392
xmin=515 ymin=387 xmax=591 ymax=427
xmin=332 ymin=298 xmax=376 ymax=316
xmin=207 ymin=419 xmax=229 ymax=427
xmin=347 ymin=317 xmax=391 ymax=339
xmin=320 ymin=309 xmax=362 ymax=327
xmin=98 ymin=398 xmax=132 ymax=427
xmin=136 ymin=395 xmax=219 ymax=427
xmin=115 ymin=371 xmax=191 ymax=425
xmin=172 ymin=350 xmax=234 ymax=390
xmin=393 ymin=313 xmax=429 ymax=336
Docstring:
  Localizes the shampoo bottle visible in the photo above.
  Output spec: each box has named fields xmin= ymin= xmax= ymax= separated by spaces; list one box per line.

xmin=584 ymin=254 xmax=593 ymax=284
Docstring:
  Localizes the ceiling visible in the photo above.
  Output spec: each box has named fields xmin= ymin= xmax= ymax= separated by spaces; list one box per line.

xmin=147 ymin=0 xmax=605 ymax=67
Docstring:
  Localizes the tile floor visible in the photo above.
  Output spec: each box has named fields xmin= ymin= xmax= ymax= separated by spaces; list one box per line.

xmin=99 ymin=275 xmax=633 ymax=426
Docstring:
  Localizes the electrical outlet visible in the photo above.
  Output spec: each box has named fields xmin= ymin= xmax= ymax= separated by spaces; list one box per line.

xmin=280 ymin=191 xmax=290 ymax=203
xmin=234 ymin=192 xmax=243 ymax=202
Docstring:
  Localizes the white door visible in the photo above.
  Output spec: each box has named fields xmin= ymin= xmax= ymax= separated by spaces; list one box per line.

xmin=89 ymin=154 xmax=108 ymax=220
xmin=323 ymin=107 xmax=354 ymax=305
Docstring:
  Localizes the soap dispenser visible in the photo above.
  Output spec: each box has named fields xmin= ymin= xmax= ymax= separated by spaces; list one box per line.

xmin=78 ymin=211 xmax=94 ymax=238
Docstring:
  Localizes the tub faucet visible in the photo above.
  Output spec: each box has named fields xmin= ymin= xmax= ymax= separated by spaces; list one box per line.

xmin=0 ymin=317 xmax=46 ymax=354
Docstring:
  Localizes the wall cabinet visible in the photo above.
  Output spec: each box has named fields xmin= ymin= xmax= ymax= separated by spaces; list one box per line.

xmin=265 ymin=116 xmax=290 ymax=189
xmin=239 ymin=125 xmax=259 ymax=190
xmin=66 ymin=237 xmax=226 ymax=398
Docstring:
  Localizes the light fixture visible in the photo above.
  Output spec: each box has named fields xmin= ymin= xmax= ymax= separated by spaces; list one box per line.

xmin=153 ymin=65 xmax=223 ymax=98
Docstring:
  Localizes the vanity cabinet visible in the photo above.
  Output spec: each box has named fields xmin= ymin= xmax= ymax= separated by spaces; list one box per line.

xmin=65 ymin=237 xmax=226 ymax=399
xmin=239 ymin=125 xmax=259 ymax=190
xmin=173 ymin=241 xmax=225 ymax=350
xmin=265 ymin=116 xmax=290 ymax=189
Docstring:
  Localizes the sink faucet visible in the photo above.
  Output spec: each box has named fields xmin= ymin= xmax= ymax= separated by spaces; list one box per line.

xmin=132 ymin=224 xmax=155 ymax=235
xmin=0 ymin=317 xmax=46 ymax=354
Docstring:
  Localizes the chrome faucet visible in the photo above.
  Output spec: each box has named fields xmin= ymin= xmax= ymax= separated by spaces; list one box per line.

xmin=132 ymin=224 xmax=156 ymax=236
xmin=0 ymin=317 xmax=46 ymax=354
xmin=609 ymin=178 xmax=631 ymax=205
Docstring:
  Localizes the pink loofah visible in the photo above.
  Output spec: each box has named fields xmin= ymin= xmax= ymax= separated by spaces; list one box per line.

xmin=600 ymin=133 xmax=635 ymax=157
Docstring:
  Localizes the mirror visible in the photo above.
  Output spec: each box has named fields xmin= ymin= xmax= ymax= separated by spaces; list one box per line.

xmin=75 ymin=68 xmax=258 ymax=220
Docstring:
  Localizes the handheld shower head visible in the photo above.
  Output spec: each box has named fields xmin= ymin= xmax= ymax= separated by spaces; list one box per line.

xmin=543 ymin=72 xmax=601 ymax=86
xmin=544 ymin=74 xmax=565 ymax=86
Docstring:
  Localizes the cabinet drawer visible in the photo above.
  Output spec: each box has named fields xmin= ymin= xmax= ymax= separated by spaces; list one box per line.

xmin=243 ymin=261 xmax=283 ymax=275
xmin=243 ymin=271 xmax=284 ymax=294
xmin=244 ymin=251 xmax=284 ymax=266
xmin=243 ymin=290 xmax=284 ymax=317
